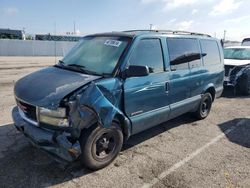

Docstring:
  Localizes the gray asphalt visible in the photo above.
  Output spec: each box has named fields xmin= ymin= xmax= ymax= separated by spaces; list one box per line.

xmin=0 ymin=57 xmax=249 ymax=188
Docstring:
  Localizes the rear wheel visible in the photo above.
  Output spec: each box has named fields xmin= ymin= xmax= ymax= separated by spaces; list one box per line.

xmin=80 ymin=122 xmax=123 ymax=170
xmin=194 ymin=92 xmax=213 ymax=120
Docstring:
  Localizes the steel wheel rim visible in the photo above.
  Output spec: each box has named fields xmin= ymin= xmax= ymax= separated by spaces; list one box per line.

xmin=201 ymin=98 xmax=210 ymax=115
xmin=93 ymin=132 xmax=116 ymax=160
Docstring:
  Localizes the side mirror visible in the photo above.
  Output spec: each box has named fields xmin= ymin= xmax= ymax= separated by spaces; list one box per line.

xmin=125 ymin=65 xmax=150 ymax=77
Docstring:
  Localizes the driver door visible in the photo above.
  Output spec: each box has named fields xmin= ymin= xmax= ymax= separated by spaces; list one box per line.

xmin=123 ymin=38 xmax=170 ymax=134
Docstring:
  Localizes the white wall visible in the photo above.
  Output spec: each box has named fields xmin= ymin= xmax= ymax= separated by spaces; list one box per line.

xmin=0 ymin=39 xmax=77 ymax=56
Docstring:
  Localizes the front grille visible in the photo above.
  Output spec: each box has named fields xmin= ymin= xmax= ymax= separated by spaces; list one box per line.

xmin=16 ymin=99 xmax=37 ymax=121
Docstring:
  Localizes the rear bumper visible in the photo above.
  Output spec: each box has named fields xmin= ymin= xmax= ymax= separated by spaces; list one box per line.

xmin=12 ymin=106 xmax=81 ymax=162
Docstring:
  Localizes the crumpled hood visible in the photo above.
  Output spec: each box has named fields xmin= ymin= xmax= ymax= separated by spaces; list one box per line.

xmin=14 ymin=66 xmax=100 ymax=108
xmin=224 ymin=59 xmax=250 ymax=66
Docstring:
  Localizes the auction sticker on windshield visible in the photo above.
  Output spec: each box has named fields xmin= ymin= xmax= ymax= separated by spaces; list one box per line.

xmin=104 ymin=40 xmax=122 ymax=47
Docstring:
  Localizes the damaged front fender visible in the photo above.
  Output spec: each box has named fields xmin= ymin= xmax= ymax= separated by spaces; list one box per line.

xmin=68 ymin=78 xmax=132 ymax=139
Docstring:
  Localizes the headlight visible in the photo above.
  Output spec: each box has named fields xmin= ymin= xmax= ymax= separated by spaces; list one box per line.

xmin=39 ymin=107 xmax=66 ymax=117
xmin=38 ymin=107 xmax=69 ymax=127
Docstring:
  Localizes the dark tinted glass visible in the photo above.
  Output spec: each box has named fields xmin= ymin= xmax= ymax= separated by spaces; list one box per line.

xmin=167 ymin=38 xmax=201 ymax=70
xmin=200 ymin=40 xmax=221 ymax=65
xmin=129 ymin=39 xmax=164 ymax=73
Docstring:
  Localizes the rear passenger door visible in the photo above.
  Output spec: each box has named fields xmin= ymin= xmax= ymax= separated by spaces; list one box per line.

xmin=166 ymin=38 xmax=202 ymax=118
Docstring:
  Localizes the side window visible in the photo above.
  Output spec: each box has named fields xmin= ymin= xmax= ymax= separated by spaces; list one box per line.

xmin=167 ymin=38 xmax=201 ymax=70
xmin=129 ymin=39 xmax=164 ymax=73
xmin=200 ymin=40 xmax=221 ymax=65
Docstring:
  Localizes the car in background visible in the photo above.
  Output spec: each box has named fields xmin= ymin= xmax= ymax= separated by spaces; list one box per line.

xmin=224 ymin=46 xmax=250 ymax=95
xmin=242 ymin=38 xmax=250 ymax=46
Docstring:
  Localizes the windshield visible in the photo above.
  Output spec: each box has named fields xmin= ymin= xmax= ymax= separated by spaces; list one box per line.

xmin=224 ymin=48 xmax=250 ymax=60
xmin=61 ymin=36 xmax=130 ymax=75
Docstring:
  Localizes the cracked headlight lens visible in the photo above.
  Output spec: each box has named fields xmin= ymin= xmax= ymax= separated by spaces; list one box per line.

xmin=39 ymin=107 xmax=66 ymax=117
xmin=38 ymin=107 xmax=69 ymax=127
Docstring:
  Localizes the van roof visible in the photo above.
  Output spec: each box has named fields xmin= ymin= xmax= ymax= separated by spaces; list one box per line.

xmin=89 ymin=30 xmax=212 ymax=39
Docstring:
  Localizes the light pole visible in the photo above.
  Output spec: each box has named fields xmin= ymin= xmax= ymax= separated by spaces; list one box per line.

xmin=149 ymin=24 xmax=153 ymax=30
xmin=74 ymin=21 xmax=76 ymax=35
xmin=223 ymin=30 xmax=227 ymax=42
xmin=54 ymin=22 xmax=57 ymax=63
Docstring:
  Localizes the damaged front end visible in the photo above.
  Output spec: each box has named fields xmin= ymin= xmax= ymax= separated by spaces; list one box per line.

xmin=12 ymin=106 xmax=82 ymax=162
xmin=67 ymin=79 xmax=132 ymax=142
xmin=12 ymin=78 xmax=131 ymax=163
xmin=224 ymin=64 xmax=250 ymax=87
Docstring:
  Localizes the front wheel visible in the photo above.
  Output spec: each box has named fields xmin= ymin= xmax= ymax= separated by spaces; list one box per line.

xmin=79 ymin=122 xmax=123 ymax=170
xmin=194 ymin=93 xmax=213 ymax=120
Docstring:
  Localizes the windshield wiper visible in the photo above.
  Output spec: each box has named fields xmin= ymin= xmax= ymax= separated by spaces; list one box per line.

xmin=55 ymin=60 xmax=68 ymax=67
xmin=56 ymin=61 xmax=84 ymax=71
xmin=58 ymin=60 xmax=66 ymax=65
xmin=67 ymin=63 xmax=86 ymax=68
xmin=57 ymin=61 xmax=106 ymax=76
xmin=59 ymin=60 xmax=64 ymax=64
xmin=65 ymin=63 xmax=103 ymax=76
xmin=80 ymin=67 xmax=103 ymax=76
xmin=54 ymin=60 xmax=66 ymax=68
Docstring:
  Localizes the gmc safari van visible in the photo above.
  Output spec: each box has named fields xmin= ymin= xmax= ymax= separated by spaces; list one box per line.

xmin=12 ymin=30 xmax=224 ymax=170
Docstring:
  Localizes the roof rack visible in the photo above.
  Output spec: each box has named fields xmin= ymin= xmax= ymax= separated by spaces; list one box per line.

xmin=123 ymin=30 xmax=211 ymax=37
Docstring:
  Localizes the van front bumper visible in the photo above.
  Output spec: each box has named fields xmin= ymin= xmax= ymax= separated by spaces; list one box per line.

xmin=12 ymin=106 xmax=81 ymax=162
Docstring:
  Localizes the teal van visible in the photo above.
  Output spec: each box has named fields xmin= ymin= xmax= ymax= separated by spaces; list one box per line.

xmin=12 ymin=30 xmax=224 ymax=170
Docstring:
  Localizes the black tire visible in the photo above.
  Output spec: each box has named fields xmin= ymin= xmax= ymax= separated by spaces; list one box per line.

xmin=79 ymin=122 xmax=123 ymax=170
xmin=194 ymin=93 xmax=213 ymax=120
xmin=237 ymin=73 xmax=250 ymax=95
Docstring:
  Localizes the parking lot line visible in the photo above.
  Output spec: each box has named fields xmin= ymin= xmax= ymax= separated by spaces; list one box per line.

xmin=142 ymin=119 xmax=246 ymax=188
xmin=0 ymin=122 xmax=13 ymax=126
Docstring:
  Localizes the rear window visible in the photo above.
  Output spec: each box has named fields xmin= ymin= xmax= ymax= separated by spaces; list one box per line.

xmin=167 ymin=38 xmax=201 ymax=70
xmin=200 ymin=40 xmax=221 ymax=65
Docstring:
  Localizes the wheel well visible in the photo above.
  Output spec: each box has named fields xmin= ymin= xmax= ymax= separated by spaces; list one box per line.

xmin=114 ymin=114 xmax=130 ymax=140
xmin=205 ymin=87 xmax=216 ymax=101
xmin=79 ymin=112 xmax=130 ymax=140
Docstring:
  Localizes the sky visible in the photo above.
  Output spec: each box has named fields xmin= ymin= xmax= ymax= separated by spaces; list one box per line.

xmin=0 ymin=0 xmax=250 ymax=41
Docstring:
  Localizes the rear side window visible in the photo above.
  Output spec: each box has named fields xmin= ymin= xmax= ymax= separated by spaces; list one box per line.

xmin=200 ymin=40 xmax=221 ymax=65
xmin=129 ymin=39 xmax=164 ymax=73
xmin=167 ymin=38 xmax=201 ymax=70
